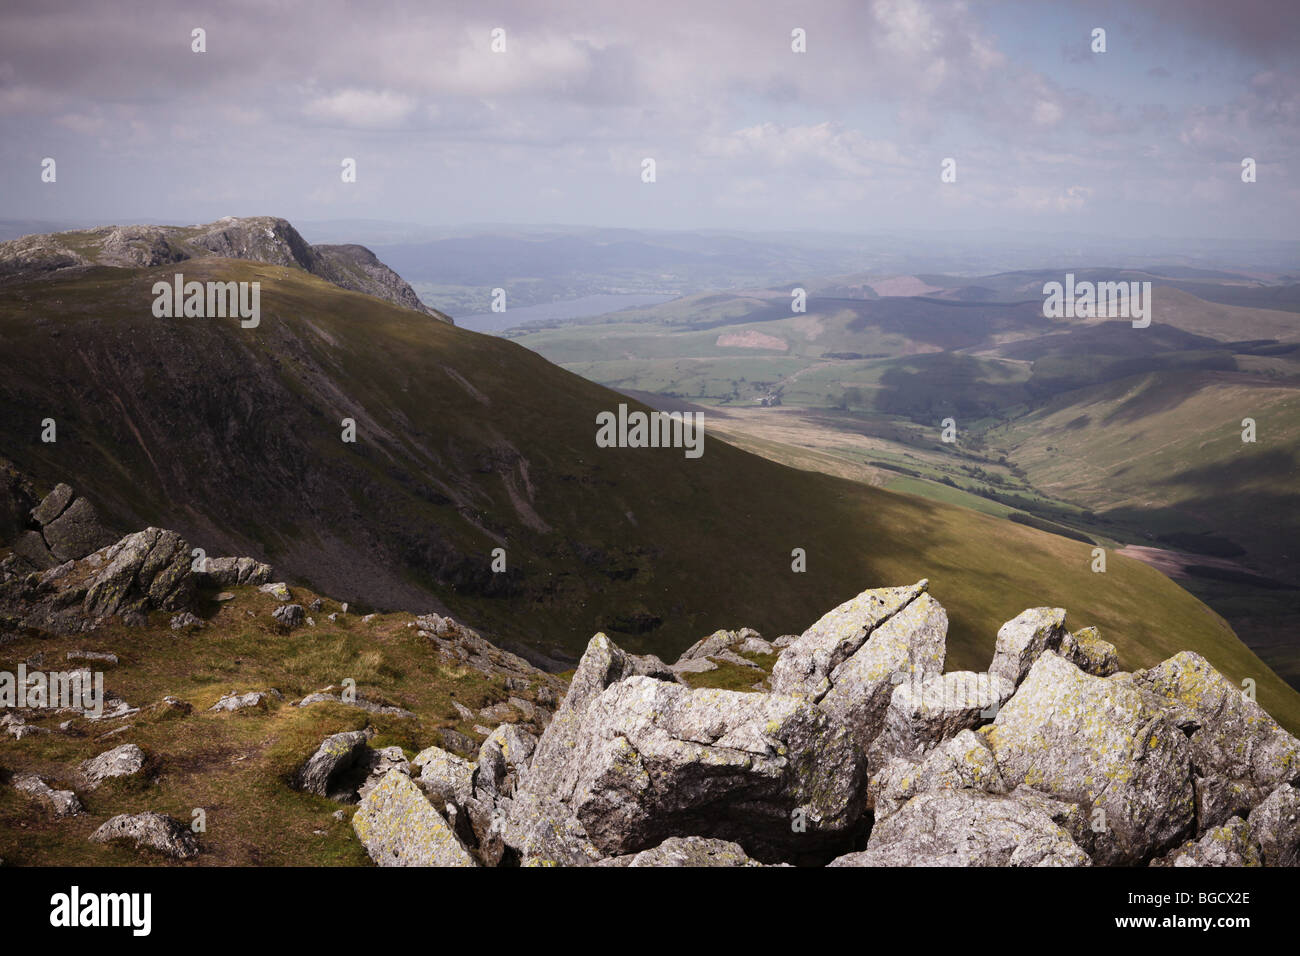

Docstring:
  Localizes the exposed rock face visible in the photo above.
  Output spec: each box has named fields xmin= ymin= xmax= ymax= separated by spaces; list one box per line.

xmin=90 ymin=812 xmax=198 ymax=860
xmin=295 ymin=730 xmax=374 ymax=801
xmin=869 ymin=729 xmax=1005 ymax=819
xmin=42 ymin=496 xmax=113 ymax=562
xmin=0 ymin=217 xmax=453 ymax=322
xmin=1135 ymin=651 xmax=1300 ymax=832
xmin=1247 ymin=784 xmax=1300 ymax=866
xmin=988 ymin=606 xmax=1068 ymax=687
xmin=598 ymin=836 xmax=763 ymax=867
xmin=1058 ymin=626 xmax=1120 ymax=677
xmin=672 ymin=627 xmax=773 ymax=676
xmin=84 ymin=528 xmax=195 ymax=620
xmin=770 ymin=580 xmax=929 ymax=702
xmin=987 ymin=653 xmax=1195 ymax=864
xmin=414 ymin=744 xmax=476 ymax=806
xmin=769 ymin=583 xmax=946 ymax=760
xmin=833 ymin=789 xmax=1090 ymax=867
xmin=80 ymin=744 xmax=146 ymax=788
xmin=873 ymin=670 xmax=1014 ymax=760
xmin=352 ymin=770 xmax=477 ymax=866
xmin=525 ymin=674 xmax=866 ymax=859
xmin=1154 ymin=817 xmax=1262 ymax=867
xmin=0 ymin=477 xmax=113 ymax=578
xmin=813 ymin=591 xmax=948 ymax=757
xmin=196 ymin=556 xmax=272 ymax=587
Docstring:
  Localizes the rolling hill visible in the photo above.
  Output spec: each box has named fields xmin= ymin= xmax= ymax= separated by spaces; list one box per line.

xmin=1 ymin=221 xmax=1297 ymax=733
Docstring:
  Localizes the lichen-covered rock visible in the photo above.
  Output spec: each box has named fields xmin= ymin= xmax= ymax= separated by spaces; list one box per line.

xmin=987 ymin=653 xmax=1195 ymax=864
xmin=295 ymin=729 xmax=373 ymax=800
xmin=510 ymin=633 xmax=678 ymax=821
xmin=31 ymin=483 xmax=74 ymax=527
xmin=1153 ymin=817 xmax=1262 ymax=867
xmin=1058 ymin=626 xmax=1119 ymax=677
xmin=12 ymin=773 xmax=83 ymax=816
xmin=598 ymin=836 xmax=762 ymax=867
xmin=543 ymin=675 xmax=866 ymax=858
xmin=352 ymin=770 xmax=477 ymax=867
xmin=988 ymin=606 xmax=1068 ymax=687
xmin=770 ymin=580 xmax=929 ymax=702
xmin=475 ymin=723 xmax=537 ymax=799
xmin=41 ymin=496 xmax=112 ymax=562
xmin=814 ymin=591 xmax=948 ymax=755
xmin=1247 ymin=784 xmax=1300 ymax=866
xmin=90 ymin=811 xmax=198 ymax=859
xmin=258 ymin=582 xmax=291 ymax=601
xmin=80 ymin=743 xmax=146 ymax=788
xmin=414 ymin=744 xmax=476 ymax=805
xmin=83 ymin=528 xmax=195 ymax=620
xmin=832 ymin=789 xmax=1090 ymax=867
xmin=874 ymin=670 xmax=1013 ymax=760
xmin=196 ymin=556 xmax=272 ymax=587
xmin=1136 ymin=651 xmax=1300 ymax=831
xmin=869 ymin=728 xmax=1005 ymax=819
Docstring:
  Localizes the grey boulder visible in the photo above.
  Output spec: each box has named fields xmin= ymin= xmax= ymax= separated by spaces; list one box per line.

xmin=988 ymin=606 xmax=1068 ymax=687
xmin=833 ymin=789 xmax=1090 ymax=867
xmin=986 ymin=652 xmax=1195 ymax=864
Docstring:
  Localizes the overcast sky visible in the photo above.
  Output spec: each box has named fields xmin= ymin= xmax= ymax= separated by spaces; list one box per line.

xmin=1 ymin=0 xmax=1297 ymax=240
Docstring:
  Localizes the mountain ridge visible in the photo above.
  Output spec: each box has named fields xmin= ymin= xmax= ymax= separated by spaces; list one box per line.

xmin=0 ymin=216 xmax=452 ymax=324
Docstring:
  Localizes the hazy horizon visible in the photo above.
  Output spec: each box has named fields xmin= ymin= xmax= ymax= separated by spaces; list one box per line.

xmin=2 ymin=0 xmax=1297 ymax=242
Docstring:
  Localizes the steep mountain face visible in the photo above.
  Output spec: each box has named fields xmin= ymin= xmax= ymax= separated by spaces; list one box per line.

xmin=0 ymin=217 xmax=451 ymax=323
xmin=0 ymin=222 xmax=1296 ymax=734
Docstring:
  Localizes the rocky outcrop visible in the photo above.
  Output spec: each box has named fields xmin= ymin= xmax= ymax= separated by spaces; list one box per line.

xmin=1153 ymin=817 xmax=1262 ymax=867
xmin=1135 ymin=651 xmax=1300 ymax=832
xmin=196 ymin=556 xmax=272 ymax=587
xmin=771 ymin=581 xmax=946 ymax=758
xmin=1247 ymin=784 xmax=1300 ymax=866
xmin=832 ymin=789 xmax=1090 ymax=867
xmin=598 ymin=836 xmax=763 ymax=867
xmin=869 ymin=728 xmax=1005 ymax=819
xmin=352 ymin=770 xmax=477 ymax=866
xmin=986 ymin=653 xmax=1195 ymax=865
xmin=873 ymin=670 xmax=1013 ymax=759
xmin=988 ymin=606 xmax=1068 ymax=687
xmin=0 ymin=479 xmax=113 ymax=579
xmin=1058 ymin=626 xmax=1120 ymax=677
xmin=295 ymin=730 xmax=374 ymax=801
xmin=0 ymin=217 xmax=453 ymax=322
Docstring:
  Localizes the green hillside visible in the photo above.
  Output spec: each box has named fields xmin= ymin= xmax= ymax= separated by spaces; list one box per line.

xmin=2 ymin=259 xmax=1298 ymax=732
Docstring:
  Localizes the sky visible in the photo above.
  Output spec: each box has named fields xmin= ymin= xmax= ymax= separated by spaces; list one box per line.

xmin=1 ymin=0 xmax=1297 ymax=240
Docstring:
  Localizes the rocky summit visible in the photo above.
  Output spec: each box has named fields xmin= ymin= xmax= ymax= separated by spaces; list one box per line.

xmin=2 ymin=482 xmax=1296 ymax=867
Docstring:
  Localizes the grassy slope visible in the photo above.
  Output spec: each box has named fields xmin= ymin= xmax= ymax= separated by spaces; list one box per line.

xmin=986 ymin=369 xmax=1300 ymax=579
xmin=1 ymin=261 xmax=1297 ymax=733
xmin=0 ymin=584 xmax=537 ymax=865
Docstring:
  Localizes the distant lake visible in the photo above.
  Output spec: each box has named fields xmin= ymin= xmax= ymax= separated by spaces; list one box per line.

xmin=454 ymin=293 xmax=677 ymax=333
